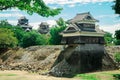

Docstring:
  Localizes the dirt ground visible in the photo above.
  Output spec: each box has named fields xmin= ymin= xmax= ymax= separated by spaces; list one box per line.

xmin=0 ymin=70 xmax=120 ymax=80
xmin=0 ymin=70 xmax=79 ymax=80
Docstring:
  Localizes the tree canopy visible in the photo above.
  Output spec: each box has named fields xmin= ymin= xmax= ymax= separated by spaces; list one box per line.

xmin=104 ymin=32 xmax=113 ymax=45
xmin=49 ymin=18 xmax=67 ymax=45
xmin=21 ymin=31 xmax=47 ymax=48
xmin=0 ymin=0 xmax=62 ymax=17
xmin=0 ymin=28 xmax=18 ymax=48
xmin=113 ymin=0 xmax=120 ymax=15
xmin=114 ymin=30 xmax=120 ymax=45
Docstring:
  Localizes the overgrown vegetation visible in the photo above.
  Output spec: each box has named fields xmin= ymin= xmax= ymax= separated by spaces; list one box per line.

xmin=0 ymin=28 xmax=18 ymax=48
xmin=114 ymin=30 xmax=120 ymax=45
xmin=104 ymin=32 xmax=113 ymax=46
xmin=21 ymin=31 xmax=47 ymax=48
xmin=113 ymin=74 xmax=120 ymax=80
xmin=114 ymin=52 xmax=120 ymax=63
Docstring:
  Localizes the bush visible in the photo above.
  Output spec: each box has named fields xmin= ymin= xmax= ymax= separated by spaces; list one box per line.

xmin=104 ymin=32 xmax=113 ymax=45
xmin=114 ymin=30 xmax=120 ymax=45
xmin=0 ymin=28 xmax=18 ymax=48
xmin=114 ymin=52 xmax=120 ymax=63
xmin=114 ymin=39 xmax=120 ymax=45
xmin=21 ymin=31 xmax=47 ymax=48
xmin=0 ymin=20 xmax=25 ymax=46
xmin=113 ymin=74 xmax=120 ymax=80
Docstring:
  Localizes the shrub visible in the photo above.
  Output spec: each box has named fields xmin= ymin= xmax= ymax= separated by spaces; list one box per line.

xmin=21 ymin=31 xmax=47 ymax=48
xmin=114 ymin=52 xmax=120 ymax=63
xmin=113 ymin=74 xmax=120 ymax=80
xmin=0 ymin=28 xmax=18 ymax=48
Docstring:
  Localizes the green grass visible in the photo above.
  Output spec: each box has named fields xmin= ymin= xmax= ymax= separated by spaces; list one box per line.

xmin=75 ymin=74 xmax=100 ymax=80
xmin=0 ymin=74 xmax=17 ymax=76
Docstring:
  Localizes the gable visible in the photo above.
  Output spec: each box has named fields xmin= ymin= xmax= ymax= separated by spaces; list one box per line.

xmin=67 ymin=27 xmax=76 ymax=31
xmin=86 ymin=16 xmax=92 ymax=20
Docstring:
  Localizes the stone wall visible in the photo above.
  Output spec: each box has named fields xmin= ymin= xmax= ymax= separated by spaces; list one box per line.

xmin=50 ymin=44 xmax=118 ymax=77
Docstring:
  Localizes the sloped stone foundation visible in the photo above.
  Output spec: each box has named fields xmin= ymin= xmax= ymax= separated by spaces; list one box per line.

xmin=50 ymin=44 xmax=118 ymax=77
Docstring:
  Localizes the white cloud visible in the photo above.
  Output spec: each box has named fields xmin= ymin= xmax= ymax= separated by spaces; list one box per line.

xmin=2 ymin=8 xmax=20 ymax=12
xmin=0 ymin=13 xmax=24 ymax=18
xmin=46 ymin=20 xmax=57 ymax=27
xmin=29 ymin=22 xmax=40 ymax=30
xmin=8 ymin=20 xmax=18 ymax=25
xmin=100 ymin=24 xmax=120 ymax=34
xmin=68 ymin=4 xmax=76 ymax=7
xmin=44 ymin=0 xmax=113 ymax=5
xmin=96 ymin=14 xmax=119 ymax=19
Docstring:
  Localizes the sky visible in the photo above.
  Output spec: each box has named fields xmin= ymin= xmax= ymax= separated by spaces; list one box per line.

xmin=0 ymin=0 xmax=120 ymax=34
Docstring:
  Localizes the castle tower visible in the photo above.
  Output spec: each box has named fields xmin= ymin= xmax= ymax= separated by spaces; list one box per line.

xmin=61 ymin=12 xmax=105 ymax=44
xmin=38 ymin=22 xmax=49 ymax=34
xmin=17 ymin=16 xmax=32 ymax=31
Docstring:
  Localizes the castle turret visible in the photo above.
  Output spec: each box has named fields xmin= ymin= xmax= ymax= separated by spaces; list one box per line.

xmin=38 ymin=22 xmax=49 ymax=34
xmin=17 ymin=16 xmax=32 ymax=31
xmin=61 ymin=12 xmax=105 ymax=44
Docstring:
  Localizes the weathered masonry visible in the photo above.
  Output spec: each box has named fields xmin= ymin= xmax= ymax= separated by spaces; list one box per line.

xmin=50 ymin=12 xmax=106 ymax=77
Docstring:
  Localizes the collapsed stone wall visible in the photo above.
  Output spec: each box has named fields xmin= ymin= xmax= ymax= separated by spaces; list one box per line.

xmin=0 ymin=46 xmax=63 ymax=74
xmin=0 ymin=45 xmax=119 ymax=76
xmin=50 ymin=44 xmax=119 ymax=77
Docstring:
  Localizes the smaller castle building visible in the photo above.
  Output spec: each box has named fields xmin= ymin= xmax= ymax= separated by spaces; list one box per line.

xmin=17 ymin=16 xmax=32 ymax=31
xmin=38 ymin=22 xmax=49 ymax=34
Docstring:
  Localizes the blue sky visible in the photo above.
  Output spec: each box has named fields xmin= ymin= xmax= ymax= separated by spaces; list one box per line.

xmin=0 ymin=0 xmax=120 ymax=34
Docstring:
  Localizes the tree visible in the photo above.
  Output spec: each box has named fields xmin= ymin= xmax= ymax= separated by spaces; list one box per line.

xmin=0 ymin=20 xmax=11 ymax=26
xmin=104 ymin=32 xmax=113 ymax=45
xmin=49 ymin=18 xmax=67 ymax=45
xmin=113 ymin=0 xmax=120 ymax=15
xmin=114 ymin=30 xmax=120 ymax=45
xmin=0 ymin=28 xmax=18 ymax=48
xmin=0 ymin=0 xmax=62 ymax=17
xmin=0 ymin=20 xmax=25 ymax=46
xmin=21 ymin=31 xmax=47 ymax=48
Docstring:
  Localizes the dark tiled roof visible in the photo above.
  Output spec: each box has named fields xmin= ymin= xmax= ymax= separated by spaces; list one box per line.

xmin=68 ymin=12 xmax=98 ymax=23
xmin=40 ymin=22 xmax=49 ymax=26
xmin=21 ymin=25 xmax=32 ymax=28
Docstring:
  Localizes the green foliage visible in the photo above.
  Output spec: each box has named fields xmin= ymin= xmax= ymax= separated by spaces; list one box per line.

xmin=113 ymin=0 xmax=120 ymax=15
xmin=114 ymin=30 xmax=120 ymax=45
xmin=21 ymin=31 xmax=47 ymax=48
xmin=0 ymin=20 xmax=25 ymax=46
xmin=113 ymin=74 xmax=120 ymax=80
xmin=0 ymin=20 xmax=49 ymax=48
xmin=114 ymin=52 xmax=120 ymax=63
xmin=0 ymin=28 xmax=18 ymax=48
xmin=0 ymin=20 xmax=12 ymax=27
xmin=0 ymin=0 xmax=62 ymax=17
xmin=49 ymin=18 xmax=66 ymax=45
xmin=76 ymin=74 xmax=99 ymax=80
xmin=115 ymin=30 xmax=120 ymax=40
xmin=104 ymin=32 xmax=113 ymax=45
